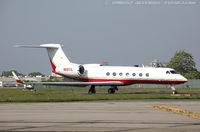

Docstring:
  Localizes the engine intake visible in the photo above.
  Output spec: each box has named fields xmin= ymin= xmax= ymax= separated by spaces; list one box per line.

xmin=78 ymin=65 xmax=85 ymax=74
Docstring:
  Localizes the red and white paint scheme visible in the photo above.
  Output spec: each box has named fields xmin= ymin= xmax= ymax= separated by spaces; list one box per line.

xmin=12 ymin=71 xmax=35 ymax=90
xmin=14 ymin=44 xmax=187 ymax=94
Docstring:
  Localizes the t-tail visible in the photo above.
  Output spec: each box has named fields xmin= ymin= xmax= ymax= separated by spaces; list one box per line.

xmin=14 ymin=44 xmax=73 ymax=73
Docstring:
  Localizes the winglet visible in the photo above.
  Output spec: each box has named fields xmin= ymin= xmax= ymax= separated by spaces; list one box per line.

xmin=12 ymin=71 xmax=23 ymax=84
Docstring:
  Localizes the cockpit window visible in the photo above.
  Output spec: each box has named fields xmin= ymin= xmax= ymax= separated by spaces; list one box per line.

xmin=170 ymin=70 xmax=178 ymax=74
xmin=166 ymin=71 xmax=170 ymax=74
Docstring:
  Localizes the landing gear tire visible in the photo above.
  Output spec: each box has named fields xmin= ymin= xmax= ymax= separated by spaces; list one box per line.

xmin=108 ymin=88 xmax=115 ymax=94
xmin=172 ymin=91 xmax=177 ymax=94
xmin=88 ymin=90 xmax=96 ymax=94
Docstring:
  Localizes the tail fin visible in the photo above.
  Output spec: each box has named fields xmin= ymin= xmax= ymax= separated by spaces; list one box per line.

xmin=14 ymin=44 xmax=71 ymax=72
xmin=12 ymin=71 xmax=23 ymax=84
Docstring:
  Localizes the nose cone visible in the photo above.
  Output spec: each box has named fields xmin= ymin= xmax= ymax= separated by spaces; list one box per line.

xmin=181 ymin=76 xmax=188 ymax=83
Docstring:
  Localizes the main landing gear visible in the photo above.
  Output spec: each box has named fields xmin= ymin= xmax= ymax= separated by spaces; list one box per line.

xmin=88 ymin=86 xmax=118 ymax=94
xmin=108 ymin=86 xmax=118 ymax=94
xmin=170 ymin=85 xmax=177 ymax=94
xmin=88 ymin=85 xmax=96 ymax=94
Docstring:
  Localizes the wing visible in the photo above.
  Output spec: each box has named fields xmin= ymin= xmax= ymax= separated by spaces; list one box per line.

xmin=12 ymin=71 xmax=123 ymax=87
xmin=25 ymin=81 xmax=123 ymax=87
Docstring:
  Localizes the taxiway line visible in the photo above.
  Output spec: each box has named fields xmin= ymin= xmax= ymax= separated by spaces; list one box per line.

xmin=148 ymin=105 xmax=200 ymax=119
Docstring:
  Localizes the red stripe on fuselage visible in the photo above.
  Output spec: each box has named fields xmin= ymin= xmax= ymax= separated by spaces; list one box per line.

xmin=77 ymin=78 xmax=186 ymax=85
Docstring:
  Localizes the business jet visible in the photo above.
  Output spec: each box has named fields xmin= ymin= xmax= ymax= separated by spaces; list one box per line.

xmin=13 ymin=44 xmax=187 ymax=94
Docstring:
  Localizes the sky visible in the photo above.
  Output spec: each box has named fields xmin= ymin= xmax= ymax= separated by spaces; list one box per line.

xmin=0 ymin=0 xmax=200 ymax=75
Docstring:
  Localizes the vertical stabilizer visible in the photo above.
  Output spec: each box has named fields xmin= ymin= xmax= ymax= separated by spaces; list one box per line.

xmin=12 ymin=71 xmax=23 ymax=83
xmin=14 ymin=44 xmax=71 ymax=72
xmin=40 ymin=44 xmax=71 ymax=72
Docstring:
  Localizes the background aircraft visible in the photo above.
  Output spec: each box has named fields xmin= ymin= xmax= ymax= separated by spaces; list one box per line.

xmin=13 ymin=44 xmax=187 ymax=94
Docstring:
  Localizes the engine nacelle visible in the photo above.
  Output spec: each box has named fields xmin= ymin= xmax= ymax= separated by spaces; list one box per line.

xmin=78 ymin=65 xmax=85 ymax=74
xmin=56 ymin=64 xmax=85 ymax=77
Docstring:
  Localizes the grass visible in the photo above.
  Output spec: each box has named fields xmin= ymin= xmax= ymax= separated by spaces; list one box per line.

xmin=0 ymin=87 xmax=200 ymax=102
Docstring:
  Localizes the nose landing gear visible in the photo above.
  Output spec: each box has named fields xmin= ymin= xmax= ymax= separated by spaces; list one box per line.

xmin=170 ymin=85 xmax=177 ymax=94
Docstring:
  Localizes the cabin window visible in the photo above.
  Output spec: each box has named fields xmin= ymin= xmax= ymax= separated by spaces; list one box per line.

xmin=113 ymin=72 xmax=116 ymax=76
xmin=146 ymin=73 xmax=149 ymax=77
xmin=106 ymin=72 xmax=110 ymax=76
xmin=132 ymin=73 xmax=136 ymax=76
xmin=126 ymin=73 xmax=129 ymax=76
xmin=139 ymin=73 xmax=143 ymax=77
xmin=119 ymin=72 xmax=123 ymax=76
xmin=170 ymin=70 xmax=178 ymax=74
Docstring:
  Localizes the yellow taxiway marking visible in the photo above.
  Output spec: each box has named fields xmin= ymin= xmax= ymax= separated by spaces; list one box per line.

xmin=148 ymin=105 xmax=200 ymax=119
xmin=170 ymin=94 xmax=191 ymax=97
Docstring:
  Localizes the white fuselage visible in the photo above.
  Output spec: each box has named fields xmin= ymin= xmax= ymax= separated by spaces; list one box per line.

xmin=55 ymin=64 xmax=187 ymax=86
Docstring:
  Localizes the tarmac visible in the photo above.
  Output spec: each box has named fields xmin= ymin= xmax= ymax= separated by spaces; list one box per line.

xmin=0 ymin=100 xmax=200 ymax=132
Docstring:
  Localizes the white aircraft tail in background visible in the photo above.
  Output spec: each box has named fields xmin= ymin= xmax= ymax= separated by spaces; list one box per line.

xmin=12 ymin=71 xmax=23 ymax=84
xmin=14 ymin=44 xmax=187 ymax=94
xmin=12 ymin=71 xmax=35 ymax=90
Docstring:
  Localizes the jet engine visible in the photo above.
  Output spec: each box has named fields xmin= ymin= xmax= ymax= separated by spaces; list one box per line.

xmin=78 ymin=65 xmax=85 ymax=74
xmin=56 ymin=64 xmax=86 ymax=77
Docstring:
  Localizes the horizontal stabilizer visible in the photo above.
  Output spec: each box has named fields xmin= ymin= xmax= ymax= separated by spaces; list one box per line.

xmin=14 ymin=44 xmax=62 ymax=49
